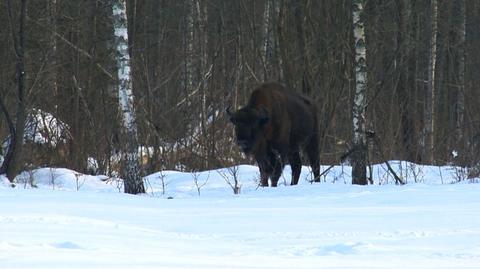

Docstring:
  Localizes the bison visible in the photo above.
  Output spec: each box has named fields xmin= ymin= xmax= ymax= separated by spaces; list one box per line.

xmin=227 ymin=82 xmax=320 ymax=187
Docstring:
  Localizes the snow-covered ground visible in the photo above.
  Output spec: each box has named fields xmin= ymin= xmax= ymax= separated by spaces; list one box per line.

xmin=1 ymin=162 xmax=479 ymax=268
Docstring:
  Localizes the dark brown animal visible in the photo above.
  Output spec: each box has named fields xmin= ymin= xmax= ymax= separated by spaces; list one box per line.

xmin=227 ymin=82 xmax=320 ymax=187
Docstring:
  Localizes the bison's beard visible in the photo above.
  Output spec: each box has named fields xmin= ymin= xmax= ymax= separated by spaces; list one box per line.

xmin=236 ymin=139 xmax=253 ymax=154
xmin=240 ymin=137 xmax=267 ymax=156
xmin=238 ymin=144 xmax=252 ymax=154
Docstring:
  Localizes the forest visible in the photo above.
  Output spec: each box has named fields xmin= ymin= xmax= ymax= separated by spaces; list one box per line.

xmin=1 ymin=0 xmax=479 ymax=191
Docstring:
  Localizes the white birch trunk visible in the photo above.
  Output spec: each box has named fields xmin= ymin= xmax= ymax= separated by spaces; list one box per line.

xmin=422 ymin=0 xmax=437 ymax=164
xmin=351 ymin=0 xmax=368 ymax=185
xmin=112 ymin=0 xmax=145 ymax=194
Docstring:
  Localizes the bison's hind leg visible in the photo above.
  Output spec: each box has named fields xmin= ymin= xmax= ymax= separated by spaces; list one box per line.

xmin=258 ymin=161 xmax=271 ymax=187
xmin=288 ymin=151 xmax=302 ymax=185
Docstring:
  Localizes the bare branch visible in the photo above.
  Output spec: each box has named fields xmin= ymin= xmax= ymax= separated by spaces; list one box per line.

xmin=26 ymin=15 xmax=116 ymax=81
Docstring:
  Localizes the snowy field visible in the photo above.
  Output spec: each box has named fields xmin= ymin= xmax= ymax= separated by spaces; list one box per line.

xmin=1 ymin=162 xmax=480 ymax=269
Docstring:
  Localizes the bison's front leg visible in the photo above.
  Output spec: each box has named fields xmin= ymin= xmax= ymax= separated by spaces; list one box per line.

xmin=257 ymin=151 xmax=282 ymax=187
xmin=288 ymin=151 xmax=302 ymax=185
xmin=259 ymin=169 xmax=269 ymax=187
xmin=269 ymin=151 xmax=283 ymax=187
xmin=257 ymin=158 xmax=270 ymax=187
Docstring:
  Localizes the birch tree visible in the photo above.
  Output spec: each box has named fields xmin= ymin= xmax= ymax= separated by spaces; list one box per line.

xmin=112 ymin=0 xmax=145 ymax=194
xmin=351 ymin=0 xmax=368 ymax=185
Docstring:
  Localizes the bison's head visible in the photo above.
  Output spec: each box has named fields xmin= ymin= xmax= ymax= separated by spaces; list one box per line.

xmin=226 ymin=106 xmax=269 ymax=154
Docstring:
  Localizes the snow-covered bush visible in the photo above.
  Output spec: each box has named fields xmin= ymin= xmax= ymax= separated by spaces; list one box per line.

xmin=1 ymin=108 xmax=71 ymax=168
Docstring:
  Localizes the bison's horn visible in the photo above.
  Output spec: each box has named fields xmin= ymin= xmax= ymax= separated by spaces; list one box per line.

xmin=226 ymin=106 xmax=233 ymax=116
xmin=226 ymin=106 xmax=235 ymax=123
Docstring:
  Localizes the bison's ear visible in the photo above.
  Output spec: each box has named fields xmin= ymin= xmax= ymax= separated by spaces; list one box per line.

xmin=258 ymin=107 xmax=269 ymax=125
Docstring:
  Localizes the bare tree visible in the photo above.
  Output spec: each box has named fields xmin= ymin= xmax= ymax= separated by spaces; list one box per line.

xmin=112 ymin=0 xmax=145 ymax=194
xmin=47 ymin=0 xmax=58 ymax=108
xmin=422 ymin=0 xmax=438 ymax=164
xmin=277 ymin=0 xmax=294 ymax=91
xmin=192 ymin=170 xmax=209 ymax=196
xmin=454 ymin=0 xmax=466 ymax=158
xmin=0 ymin=0 xmax=479 ymax=175
xmin=351 ymin=0 xmax=368 ymax=185
xmin=184 ymin=0 xmax=195 ymax=99
xmin=396 ymin=0 xmax=417 ymax=162
xmin=0 ymin=0 xmax=28 ymax=182
xmin=261 ymin=0 xmax=273 ymax=81
xmin=292 ymin=0 xmax=311 ymax=95
xmin=217 ymin=166 xmax=241 ymax=195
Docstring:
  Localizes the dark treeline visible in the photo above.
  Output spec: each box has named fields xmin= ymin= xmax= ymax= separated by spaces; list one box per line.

xmin=1 ymin=0 xmax=479 ymax=178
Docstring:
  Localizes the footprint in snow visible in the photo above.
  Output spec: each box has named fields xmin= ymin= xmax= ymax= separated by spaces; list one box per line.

xmin=286 ymin=242 xmax=366 ymax=256
xmin=51 ymin=241 xmax=83 ymax=250
xmin=316 ymin=242 xmax=364 ymax=255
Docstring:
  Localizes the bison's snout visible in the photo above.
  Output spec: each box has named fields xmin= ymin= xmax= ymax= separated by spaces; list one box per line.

xmin=237 ymin=140 xmax=251 ymax=152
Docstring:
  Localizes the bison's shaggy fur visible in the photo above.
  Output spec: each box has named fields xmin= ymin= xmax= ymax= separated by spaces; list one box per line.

xmin=227 ymin=82 xmax=320 ymax=187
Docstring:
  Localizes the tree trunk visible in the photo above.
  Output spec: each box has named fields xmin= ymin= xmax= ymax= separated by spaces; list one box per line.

xmin=112 ymin=0 xmax=145 ymax=194
xmin=196 ymin=0 xmax=210 ymax=168
xmin=48 ymin=0 xmax=58 ymax=102
xmin=351 ymin=0 xmax=368 ymax=185
xmin=184 ymin=0 xmax=195 ymax=98
xmin=422 ymin=0 xmax=438 ymax=164
xmin=396 ymin=0 xmax=417 ymax=162
xmin=292 ymin=0 xmax=311 ymax=95
xmin=454 ymin=0 xmax=466 ymax=158
xmin=0 ymin=0 xmax=28 ymax=183
xmin=277 ymin=0 xmax=294 ymax=91
xmin=261 ymin=0 xmax=273 ymax=81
